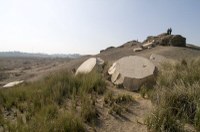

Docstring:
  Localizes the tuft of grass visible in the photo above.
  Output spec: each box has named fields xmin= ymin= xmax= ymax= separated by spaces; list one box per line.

xmin=146 ymin=108 xmax=184 ymax=132
xmin=53 ymin=113 xmax=85 ymax=132
xmin=80 ymin=96 xmax=98 ymax=123
xmin=76 ymin=70 xmax=106 ymax=95
xmin=146 ymin=59 xmax=200 ymax=131
xmin=115 ymin=94 xmax=133 ymax=104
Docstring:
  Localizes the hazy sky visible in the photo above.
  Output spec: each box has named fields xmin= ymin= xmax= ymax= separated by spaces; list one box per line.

xmin=0 ymin=0 xmax=200 ymax=54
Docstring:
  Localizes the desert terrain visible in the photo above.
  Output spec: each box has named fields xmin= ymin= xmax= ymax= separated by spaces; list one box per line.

xmin=1 ymin=34 xmax=200 ymax=132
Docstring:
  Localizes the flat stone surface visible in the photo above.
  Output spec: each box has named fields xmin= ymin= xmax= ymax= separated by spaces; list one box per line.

xmin=108 ymin=62 xmax=117 ymax=75
xmin=115 ymin=56 xmax=155 ymax=79
xmin=108 ymin=56 xmax=156 ymax=91
xmin=75 ymin=58 xmax=97 ymax=75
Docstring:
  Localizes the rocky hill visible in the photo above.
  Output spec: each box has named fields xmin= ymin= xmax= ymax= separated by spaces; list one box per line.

xmin=1 ymin=33 xmax=200 ymax=132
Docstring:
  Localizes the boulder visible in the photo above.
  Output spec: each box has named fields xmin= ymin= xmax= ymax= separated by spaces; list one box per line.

xmin=170 ymin=35 xmax=186 ymax=47
xmin=157 ymin=35 xmax=173 ymax=46
xmin=108 ymin=56 xmax=156 ymax=91
xmin=142 ymin=40 xmax=156 ymax=49
xmin=75 ymin=57 xmax=104 ymax=75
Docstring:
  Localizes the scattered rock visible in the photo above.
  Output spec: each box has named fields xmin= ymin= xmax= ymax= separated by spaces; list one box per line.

xmin=142 ymin=40 xmax=156 ymax=49
xmin=75 ymin=57 xmax=104 ymax=75
xmin=133 ymin=47 xmax=143 ymax=52
xmin=108 ymin=56 xmax=157 ymax=91
xmin=3 ymin=80 xmax=24 ymax=88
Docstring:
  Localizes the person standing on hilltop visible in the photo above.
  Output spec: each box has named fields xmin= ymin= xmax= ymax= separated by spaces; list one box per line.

xmin=167 ymin=28 xmax=170 ymax=35
xmin=169 ymin=28 xmax=172 ymax=35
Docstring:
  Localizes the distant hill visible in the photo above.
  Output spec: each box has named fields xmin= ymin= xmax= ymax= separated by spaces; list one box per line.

xmin=0 ymin=51 xmax=80 ymax=58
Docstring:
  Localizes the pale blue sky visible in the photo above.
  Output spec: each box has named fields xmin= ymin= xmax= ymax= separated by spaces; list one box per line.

xmin=0 ymin=0 xmax=199 ymax=54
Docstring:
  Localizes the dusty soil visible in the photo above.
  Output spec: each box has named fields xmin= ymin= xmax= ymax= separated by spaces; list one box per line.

xmin=93 ymin=81 xmax=152 ymax=132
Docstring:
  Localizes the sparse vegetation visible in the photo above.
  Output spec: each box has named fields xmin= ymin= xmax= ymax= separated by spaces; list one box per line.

xmin=0 ymin=69 xmax=106 ymax=131
xmin=104 ymin=91 xmax=134 ymax=116
xmin=146 ymin=59 xmax=200 ymax=131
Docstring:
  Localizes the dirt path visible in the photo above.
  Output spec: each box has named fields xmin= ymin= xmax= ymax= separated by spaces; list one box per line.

xmin=95 ymin=81 xmax=153 ymax=132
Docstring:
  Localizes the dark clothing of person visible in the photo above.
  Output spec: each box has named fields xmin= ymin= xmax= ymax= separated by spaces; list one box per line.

xmin=167 ymin=29 xmax=170 ymax=35
xmin=167 ymin=28 xmax=172 ymax=35
xmin=169 ymin=28 xmax=172 ymax=35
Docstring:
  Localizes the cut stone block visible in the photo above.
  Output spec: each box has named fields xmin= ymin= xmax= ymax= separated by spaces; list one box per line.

xmin=108 ymin=56 xmax=156 ymax=91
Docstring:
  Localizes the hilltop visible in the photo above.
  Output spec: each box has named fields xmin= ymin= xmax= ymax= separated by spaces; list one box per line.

xmin=64 ymin=33 xmax=200 ymax=71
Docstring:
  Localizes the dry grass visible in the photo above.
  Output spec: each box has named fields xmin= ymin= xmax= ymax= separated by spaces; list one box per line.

xmin=146 ymin=59 xmax=200 ymax=131
xmin=104 ymin=91 xmax=134 ymax=116
xmin=0 ymin=69 xmax=106 ymax=131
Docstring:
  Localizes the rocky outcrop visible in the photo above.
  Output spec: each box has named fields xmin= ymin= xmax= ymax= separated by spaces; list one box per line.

xmin=170 ymin=35 xmax=186 ymax=47
xmin=143 ymin=33 xmax=186 ymax=47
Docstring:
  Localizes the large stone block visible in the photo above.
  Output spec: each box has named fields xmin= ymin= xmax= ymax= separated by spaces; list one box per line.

xmin=108 ymin=56 xmax=156 ymax=91
xmin=75 ymin=57 xmax=104 ymax=75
